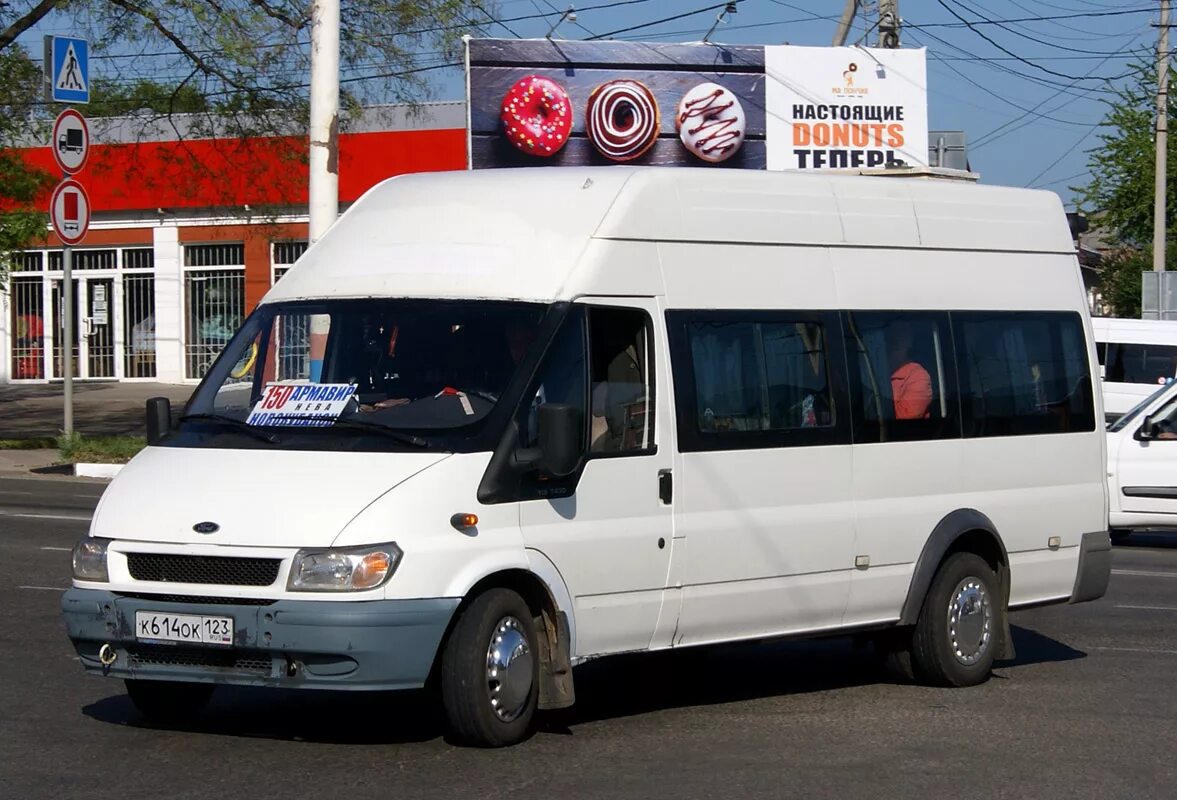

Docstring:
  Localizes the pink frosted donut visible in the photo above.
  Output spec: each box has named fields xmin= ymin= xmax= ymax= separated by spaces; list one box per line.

xmin=500 ymin=75 xmax=573 ymax=157
xmin=585 ymin=79 xmax=661 ymax=162
xmin=676 ymin=82 xmax=746 ymax=163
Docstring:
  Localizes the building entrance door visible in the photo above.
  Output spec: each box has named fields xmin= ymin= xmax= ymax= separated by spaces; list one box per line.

xmin=51 ymin=276 xmax=116 ymax=380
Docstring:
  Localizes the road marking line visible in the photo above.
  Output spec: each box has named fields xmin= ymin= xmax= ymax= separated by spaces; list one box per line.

xmin=19 ymin=585 xmax=67 ymax=591
xmin=1111 ymin=569 xmax=1177 ymax=578
xmin=1115 ymin=604 xmax=1177 ymax=611
xmin=39 ymin=546 xmax=72 ymax=552
xmin=1093 ymin=645 xmax=1177 ymax=656
xmin=0 ymin=511 xmax=92 ymax=521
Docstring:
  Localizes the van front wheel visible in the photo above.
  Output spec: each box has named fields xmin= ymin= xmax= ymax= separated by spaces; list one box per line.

xmin=910 ymin=552 xmax=1002 ymax=687
xmin=440 ymin=588 xmax=538 ymax=747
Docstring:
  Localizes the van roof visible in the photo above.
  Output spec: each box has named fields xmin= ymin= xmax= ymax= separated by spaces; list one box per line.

xmin=265 ymin=167 xmax=1076 ymax=304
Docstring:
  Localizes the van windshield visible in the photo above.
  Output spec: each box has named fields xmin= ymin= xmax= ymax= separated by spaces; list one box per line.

xmin=1108 ymin=382 xmax=1176 ymax=432
xmin=175 ymin=299 xmax=549 ymax=451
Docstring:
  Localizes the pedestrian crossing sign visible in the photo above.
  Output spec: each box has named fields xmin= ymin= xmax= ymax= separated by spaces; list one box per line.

xmin=44 ymin=36 xmax=89 ymax=104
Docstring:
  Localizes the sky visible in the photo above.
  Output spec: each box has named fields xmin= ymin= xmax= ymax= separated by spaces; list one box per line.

xmin=21 ymin=0 xmax=1160 ymax=209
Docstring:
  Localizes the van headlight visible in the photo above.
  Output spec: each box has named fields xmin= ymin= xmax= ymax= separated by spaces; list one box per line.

xmin=287 ymin=543 xmax=403 ymax=592
xmin=72 ymin=538 xmax=110 ymax=582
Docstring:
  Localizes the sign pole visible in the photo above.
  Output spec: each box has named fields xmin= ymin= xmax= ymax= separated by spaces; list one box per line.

xmin=63 ymin=245 xmax=73 ymax=434
xmin=44 ymin=34 xmax=90 ymax=435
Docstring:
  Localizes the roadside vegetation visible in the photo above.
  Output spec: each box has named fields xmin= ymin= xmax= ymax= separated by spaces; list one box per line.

xmin=56 ymin=433 xmax=145 ymax=464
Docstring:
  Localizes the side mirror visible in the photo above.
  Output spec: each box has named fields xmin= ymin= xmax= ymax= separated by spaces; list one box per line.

xmin=536 ymin=403 xmax=583 ymax=478
xmin=1140 ymin=414 xmax=1159 ymax=440
xmin=146 ymin=397 xmax=172 ymax=445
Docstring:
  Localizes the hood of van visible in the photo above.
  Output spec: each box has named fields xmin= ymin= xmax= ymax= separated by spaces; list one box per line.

xmin=92 ymin=446 xmax=451 ymax=548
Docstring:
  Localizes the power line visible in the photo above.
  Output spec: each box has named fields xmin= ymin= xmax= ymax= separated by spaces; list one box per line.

xmin=933 ymin=0 xmax=1143 ymax=82
xmin=906 ymin=29 xmax=1100 ymax=126
xmin=911 ymin=24 xmax=1127 ymax=99
xmin=586 ymin=1 xmax=745 ymax=41
xmin=1025 ymin=122 xmax=1102 ymax=187
xmin=913 ymin=5 xmax=1157 ymax=29
xmin=972 ymin=52 xmax=1126 ymax=150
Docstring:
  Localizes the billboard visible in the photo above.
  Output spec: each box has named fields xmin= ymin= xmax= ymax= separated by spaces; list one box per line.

xmin=466 ymin=39 xmax=927 ymax=172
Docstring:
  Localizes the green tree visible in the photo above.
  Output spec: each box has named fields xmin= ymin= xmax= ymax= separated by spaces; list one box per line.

xmin=0 ymin=45 xmax=53 ymax=269
xmin=1077 ymin=62 xmax=1177 ymax=314
xmin=0 ymin=0 xmax=488 ymax=268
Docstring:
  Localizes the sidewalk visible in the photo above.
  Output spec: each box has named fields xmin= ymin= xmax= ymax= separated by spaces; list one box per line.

xmin=0 ymin=382 xmax=193 ymax=439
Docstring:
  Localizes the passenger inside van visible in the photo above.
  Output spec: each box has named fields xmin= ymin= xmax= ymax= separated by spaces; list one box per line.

xmin=888 ymin=322 xmax=933 ymax=420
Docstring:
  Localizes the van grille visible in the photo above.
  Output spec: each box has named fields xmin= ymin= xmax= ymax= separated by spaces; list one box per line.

xmin=126 ymin=553 xmax=281 ymax=586
xmin=128 ymin=644 xmax=272 ymax=674
xmin=115 ymin=592 xmax=277 ymax=606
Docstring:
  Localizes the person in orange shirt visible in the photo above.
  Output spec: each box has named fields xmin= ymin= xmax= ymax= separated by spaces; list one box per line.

xmin=888 ymin=323 xmax=933 ymax=420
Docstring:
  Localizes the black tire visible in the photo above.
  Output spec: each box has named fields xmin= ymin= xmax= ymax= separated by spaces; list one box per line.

xmin=909 ymin=552 xmax=1002 ymax=687
xmin=125 ymin=679 xmax=214 ymax=723
xmin=440 ymin=588 xmax=539 ymax=747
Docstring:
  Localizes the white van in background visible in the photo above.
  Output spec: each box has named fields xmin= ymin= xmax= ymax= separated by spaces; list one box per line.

xmin=1091 ymin=316 xmax=1177 ymax=421
xmin=62 ymin=167 xmax=1111 ymax=747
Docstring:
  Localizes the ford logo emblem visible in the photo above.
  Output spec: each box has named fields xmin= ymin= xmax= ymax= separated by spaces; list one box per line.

xmin=193 ymin=521 xmax=220 ymax=534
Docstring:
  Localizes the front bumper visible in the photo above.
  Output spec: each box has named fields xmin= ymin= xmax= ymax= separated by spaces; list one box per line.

xmin=62 ymin=588 xmax=460 ymax=691
xmin=1070 ymin=531 xmax=1112 ymax=604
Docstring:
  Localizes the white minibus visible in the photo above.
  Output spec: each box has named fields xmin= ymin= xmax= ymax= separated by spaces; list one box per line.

xmin=63 ymin=167 xmax=1111 ymax=747
xmin=1091 ymin=316 xmax=1177 ymax=421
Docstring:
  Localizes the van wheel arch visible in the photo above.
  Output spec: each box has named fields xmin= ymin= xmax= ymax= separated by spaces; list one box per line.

xmin=899 ymin=509 xmax=1014 ymax=660
xmin=436 ymin=569 xmax=575 ymax=712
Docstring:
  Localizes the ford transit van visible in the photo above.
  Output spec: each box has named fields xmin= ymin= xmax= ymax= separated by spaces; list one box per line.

xmin=63 ymin=167 xmax=1111 ymax=746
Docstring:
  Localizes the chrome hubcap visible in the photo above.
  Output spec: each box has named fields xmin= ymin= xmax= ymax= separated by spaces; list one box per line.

xmin=947 ymin=577 xmax=992 ymax=666
xmin=485 ymin=616 xmax=533 ymax=722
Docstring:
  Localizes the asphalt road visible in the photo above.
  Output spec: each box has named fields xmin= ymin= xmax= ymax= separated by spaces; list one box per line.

xmin=3 ymin=475 xmax=1177 ymax=799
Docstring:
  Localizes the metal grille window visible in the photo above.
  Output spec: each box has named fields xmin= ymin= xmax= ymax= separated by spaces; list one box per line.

xmin=272 ymin=241 xmax=308 ymax=266
xmin=185 ymin=243 xmax=244 ymax=268
xmin=74 ymin=250 xmax=117 ymax=270
xmin=10 ymin=276 xmax=45 ymax=379
xmin=124 ymin=274 xmax=157 ymax=378
xmin=274 ymin=312 xmax=312 ymax=381
xmin=184 ymin=244 xmax=245 ymax=380
xmin=11 ymin=252 xmax=42 ymax=272
xmin=184 ymin=270 xmax=245 ymax=380
xmin=122 ymin=248 xmax=154 ymax=270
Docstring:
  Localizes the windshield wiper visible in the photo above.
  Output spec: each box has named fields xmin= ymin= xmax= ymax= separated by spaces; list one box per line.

xmin=178 ymin=413 xmax=278 ymax=444
xmin=277 ymin=415 xmax=431 ymax=448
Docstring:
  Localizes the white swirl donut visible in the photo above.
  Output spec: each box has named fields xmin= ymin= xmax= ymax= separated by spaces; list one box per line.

xmin=676 ymin=82 xmax=746 ymax=163
xmin=585 ymin=79 xmax=660 ymax=162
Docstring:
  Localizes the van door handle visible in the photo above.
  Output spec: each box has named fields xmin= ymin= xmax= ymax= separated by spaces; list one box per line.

xmin=658 ymin=469 xmax=672 ymax=505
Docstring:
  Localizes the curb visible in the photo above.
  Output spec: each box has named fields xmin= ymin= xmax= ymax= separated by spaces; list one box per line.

xmin=74 ymin=463 xmax=123 ymax=479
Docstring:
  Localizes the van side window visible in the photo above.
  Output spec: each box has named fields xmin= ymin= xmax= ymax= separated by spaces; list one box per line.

xmin=588 ymin=307 xmax=654 ymax=454
xmin=953 ymin=311 xmax=1095 ymax=437
xmin=666 ymin=311 xmax=849 ymax=451
xmin=844 ymin=312 xmax=959 ymax=443
xmin=1104 ymin=342 xmax=1177 ymax=385
xmin=519 ymin=309 xmax=587 ymax=450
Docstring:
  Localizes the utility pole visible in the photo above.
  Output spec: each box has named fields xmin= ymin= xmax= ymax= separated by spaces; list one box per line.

xmin=309 ymin=0 xmax=340 ymax=245
xmin=878 ymin=0 xmax=900 ymax=48
xmin=307 ymin=0 xmax=339 ymax=382
xmin=833 ymin=0 xmax=858 ymax=47
xmin=1155 ymin=0 xmax=1170 ymax=273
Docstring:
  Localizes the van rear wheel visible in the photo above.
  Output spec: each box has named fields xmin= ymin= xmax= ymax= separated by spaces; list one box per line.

xmin=125 ymin=679 xmax=214 ymax=723
xmin=440 ymin=588 xmax=538 ymax=747
xmin=910 ymin=552 xmax=1002 ymax=687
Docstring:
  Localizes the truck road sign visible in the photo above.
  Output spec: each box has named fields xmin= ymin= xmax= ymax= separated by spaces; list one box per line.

xmin=44 ymin=36 xmax=89 ymax=104
xmin=50 ymin=179 xmax=91 ymax=245
xmin=51 ymin=109 xmax=89 ymax=174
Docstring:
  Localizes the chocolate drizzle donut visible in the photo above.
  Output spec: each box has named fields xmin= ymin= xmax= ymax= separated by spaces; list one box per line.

xmin=676 ymin=82 xmax=746 ymax=163
xmin=585 ymin=79 xmax=661 ymax=162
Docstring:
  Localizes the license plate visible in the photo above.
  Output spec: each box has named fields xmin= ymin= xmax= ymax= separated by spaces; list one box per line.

xmin=134 ymin=611 xmax=233 ymax=646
